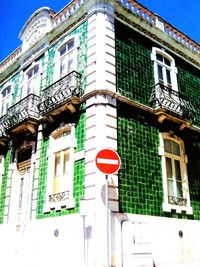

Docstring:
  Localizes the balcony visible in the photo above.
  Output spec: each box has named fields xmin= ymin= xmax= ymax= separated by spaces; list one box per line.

xmin=38 ymin=71 xmax=82 ymax=119
xmin=0 ymin=116 xmax=8 ymax=146
xmin=2 ymin=94 xmax=40 ymax=134
xmin=149 ymin=83 xmax=195 ymax=128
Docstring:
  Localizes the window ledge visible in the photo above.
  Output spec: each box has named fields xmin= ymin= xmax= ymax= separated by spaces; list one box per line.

xmin=163 ymin=203 xmax=193 ymax=215
xmin=44 ymin=198 xmax=75 ymax=213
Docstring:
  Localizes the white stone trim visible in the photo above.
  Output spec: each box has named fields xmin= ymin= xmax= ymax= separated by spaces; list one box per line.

xmin=86 ymin=5 xmax=116 ymax=93
xmin=53 ymin=34 xmax=79 ymax=83
xmin=151 ymin=47 xmax=178 ymax=91
xmin=44 ymin=124 xmax=76 ymax=213
xmin=159 ymin=132 xmax=193 ymax=214
xmin=22 ymin=61 xmax=42 ymax=98
xmin=0 ymin=81 xmax=14 ymax=117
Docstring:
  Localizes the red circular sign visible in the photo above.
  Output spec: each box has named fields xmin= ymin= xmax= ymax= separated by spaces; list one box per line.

xmin=95 ymin=149 xmax=121 ymax=175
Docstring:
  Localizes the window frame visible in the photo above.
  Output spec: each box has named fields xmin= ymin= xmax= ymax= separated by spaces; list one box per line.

xmin=151 ymin=47 xmax=178 ymax=91
xmin=53 ymin=34 xmax=79 ymax=82
xmin=0 ymin=83 xmax=14 ymax=117
xmin=44 ymin=124 xmax=77 ymax=212
xmin=159 ymin=132 xmax=193 ymax=214
xmin=23 ymin=62 xmax=41 ymax=98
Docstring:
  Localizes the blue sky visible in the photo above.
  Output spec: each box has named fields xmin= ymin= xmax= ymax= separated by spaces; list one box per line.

xmin=0 ymin=0 xmax=200 ymax=62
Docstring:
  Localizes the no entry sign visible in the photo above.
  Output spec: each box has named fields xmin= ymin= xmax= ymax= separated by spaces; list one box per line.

xmin=95 ymin=148 xmax=121 ymax=175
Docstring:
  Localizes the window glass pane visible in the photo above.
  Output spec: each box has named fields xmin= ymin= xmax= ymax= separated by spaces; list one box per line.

xmin=164 ymin=139 xmax=172 ymax=153
xmin=27 ymin=70 xmax=32 ymax=80
xmin=174 ymin=160 xmax=181 ymax=181
xmin=60 ymin=46 xmax=66 ymax=56
xmin=166 ymin=157 xmax=172 ymax=178
xmin=27 ymin=83 xmax=32 ymax=95
xmin=68 ymin=52 xmax=74 ymax=73
xmin=156 ymin=53 xmax=163 ymax=62
xmin=53 ymin=177 xmax=60 ymax=193
xmin=166 ymin=69 xmax=171 ymax=87
xmin=7 ymin=85 xmax=11 ymax=95
xmin=167 ymin=179 xmax=174 ymax=196
xmin=54 ymin=152 xmax=61 ymax=177
xmin=176 ymin=181 xmax=183 ymax=197
xmin=63 ymin=149 xmax=70 ymax=174
xmin=68 ymin=40 xmax=74 ymax=50
xmin=157 ymin=65 xmax=163 ymax=83
xmin=60 ymin=58 xmax=65 ymax=76
xmin=19 ymin=177 xmax=24 ymax=209
xmin=164 ymin=57 xmax=171 ymax=66
xmin=172 ymin=141 xmax=180 ymax=155
xmin=34 ymin=65 xmax=39 ymax=75
xmin=2 ymin=90 xmax=6 ymax=98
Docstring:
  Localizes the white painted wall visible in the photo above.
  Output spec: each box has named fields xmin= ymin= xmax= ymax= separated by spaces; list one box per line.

xmin=112 ymin=213 xmax=200 ymax=267
xmin=0 ymin=215 xmax=84 ymax=267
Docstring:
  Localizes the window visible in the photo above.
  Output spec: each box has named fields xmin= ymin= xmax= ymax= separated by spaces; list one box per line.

xmin=0 ymin=84 xmax=13 ymax=117
xmin=59 ymin=39 xmax=75 ymax=77
xmin=159 ymin=133 xmax=192 ymax=214
xmin=24 ymin=63 xmax=40 ymax=97
xmin=54 ymin=36 xmax=78 ymax=81
xmin=151 ymin=48 xmax=178 ymax=90
xmin=44 ymin=124 xmax=76 ymax=212
xmin=53 ymin=149 xmax=70 ymax=194
xmin=15 ymin=143 xmax=34 ymax=223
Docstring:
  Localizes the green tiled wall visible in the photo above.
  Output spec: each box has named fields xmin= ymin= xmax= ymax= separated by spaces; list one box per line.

xmin=185 ymin=137 xmax=200 ymax=220
xmin=115 ymin=20 xmax=200 ymax=128
xmin=37 ymin=138 xmax=49 ymax=218
xmin=76 ymin=111 xmax=86 ymax=152
xmin=116 ymin=20 xmax=200 ymax=220
xmin=117 ymin=105 xmax=200 ymax=219
xmin=115 ymin=20 xmax=154 ymax=106
xmin=118 ymin=105 xmax=163 ymax=216
xmin=177 ymin=63 xmax=200 ymax=127
xmin=0 ymin=151 xmax=11 ymax=223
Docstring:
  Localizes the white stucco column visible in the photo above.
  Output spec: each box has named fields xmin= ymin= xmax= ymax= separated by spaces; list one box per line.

xmin=82 ymin=1 xmax=118 ymax=266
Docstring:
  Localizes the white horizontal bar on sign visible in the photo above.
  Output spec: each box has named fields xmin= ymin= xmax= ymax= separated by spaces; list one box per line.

xmin=97 ymin=158 xmax=119 ymax=165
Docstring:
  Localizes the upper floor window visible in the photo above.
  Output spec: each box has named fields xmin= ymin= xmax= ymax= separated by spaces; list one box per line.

xmin=22 ymin=63 xmax=40 ymax=98
xmin=54 ymin=35 xmax=78 ymax=82
xmin=26 ymin=64 xmax=40 ymax=95
xmin=59 ymin=39 xmax=75 ymax=77
xmin=44 ymin=124 xmax=76 ymax=212
xmin=0 ymin=84 xmax=13 ymax=117
xmin=159 ymin=133 xmax=192 ymax=214
xmin=151 ymin=48 xmax=178 ymax=91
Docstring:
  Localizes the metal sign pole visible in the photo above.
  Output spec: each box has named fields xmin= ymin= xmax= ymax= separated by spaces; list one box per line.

xmin=105 ymin=174 xmax=109 ymax=267
xmin=95 ymin=149 xmax=121 ymax=267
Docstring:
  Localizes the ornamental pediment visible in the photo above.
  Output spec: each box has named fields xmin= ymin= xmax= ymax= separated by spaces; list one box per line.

xmin=19 ymin=7 xmax=55 ymax=52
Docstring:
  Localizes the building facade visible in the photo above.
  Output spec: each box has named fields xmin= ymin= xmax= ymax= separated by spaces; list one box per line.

xmin=0 ymin=0 xmax=200 ymax=266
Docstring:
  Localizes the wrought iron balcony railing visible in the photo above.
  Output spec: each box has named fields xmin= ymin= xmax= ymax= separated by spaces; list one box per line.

xmin=49 ymin=191 xmax=69 ymax=203
xmin=38 ymin=71 xmax=82 ymax=116
xmin=2 ymin=94 xmax=40 ymax=131
xmin=149 ymin=83 xmax=195 ymax=121
xmin=0 ymin=115 xmax=7 ymax=137
xmin=168 ymin=196 xmax=187 ymax=206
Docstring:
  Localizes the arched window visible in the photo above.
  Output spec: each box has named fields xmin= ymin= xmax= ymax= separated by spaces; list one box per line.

xmin=151 ymin=48 xmax=178 ymax=90
xmin=54 ymin=35 xmax=79 ymax=81
xmin=159 ymin=133 xmax=192 ymax=214
xmin=22 ymin=62 xmax=41 ymax=99
xmin=0 ymin=83 xmax=13 ymax=116
xmin=44 ymin=124 xmax=76 ymax=212
xmin=59 ymin=39 xmax=75 ymax=77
